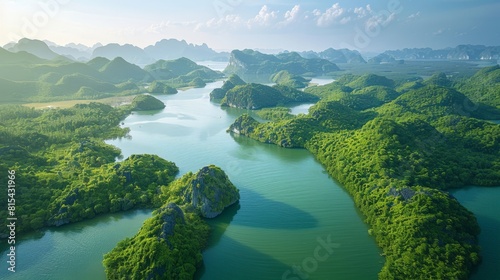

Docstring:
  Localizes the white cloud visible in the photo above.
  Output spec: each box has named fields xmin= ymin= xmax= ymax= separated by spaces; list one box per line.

xmin=248 ymin=5 xmax=278 ymax=28
xmin=283 ymin=5 xmax=300 ymax=24
xmin=354 ymin=5 xmax=371 ymax=18
xmin=408 ymin=12 xmax=421 ymax=19
xmin=365 ymin=11 xmax=397 ymax=31
xmin=315 ymin=3 xmax=346 ymax=27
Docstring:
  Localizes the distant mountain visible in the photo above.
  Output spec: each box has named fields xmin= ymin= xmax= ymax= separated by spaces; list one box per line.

xmin=144 ymin=39 xmax=228 ymax=62
xmin=91 ymin=43 xmax=154 ymax=65
xmin=99 ymin=57 xmax=154 ymax=83
xmin=299 ymin=48 xmax=366 ymax=64
xmin=224 ymin=49 xmax=340 ymax=80
xmin=6 ymin=38 xmax=64 ymax=60
xmin=144 ymin=57 xmax=223 ymax=88
xmin=0 ymin=47 xmax=46 ymax=64
xmin=368 ymin=53 xmax=403 ymax=64
xmin=44 ymin=41 xmax=91 ymax=61
xmin=381 ymin=45 xmax=500 ymax=61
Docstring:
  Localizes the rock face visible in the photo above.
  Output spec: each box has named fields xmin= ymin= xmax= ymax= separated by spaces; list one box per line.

xmin=180 ymin=165 xmax=240 ymax=218
xmin=158 ymin=203 xmax=185 ymax=248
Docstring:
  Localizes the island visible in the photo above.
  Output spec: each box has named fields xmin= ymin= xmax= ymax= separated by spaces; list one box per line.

xmin=210 ymin=74 xmax=318 ymax=109
xmin=129 ymin=94 xmax=166 ymax=111
xmin=103 ymin=165 xmax=239 ymax=280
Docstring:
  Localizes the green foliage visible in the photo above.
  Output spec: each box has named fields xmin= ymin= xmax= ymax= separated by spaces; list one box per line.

xmin=0 ymin=103 xmax=180 ymax=235
xmin=104 ymin=165 xmax=238 ymax=278
xmin=271 ymin=70 xmax=310 ymax=88
xmin=223 ymin=49 xmax=339 ymax=80
xmin=0 ymin=50 xmax=145 ymax=103
xmin=228 ymin=67 xmax=500 ymax=279
xmin=129 ymin=95 xmax=165 ymax=111
xmin=103 ymin=203 xmax=210 ymax=280
xmin=144 ymin=57 xmax=223 ymax=88
xmin=457 ymin=65 xmax=500 ymax=109
xmin=209 ymin=74 xmax=246 ymax=101
xmin=148 ymin=81 xmax=178 ymax=94
xmin=220 ymin=83 xmax=318 ymax=109
xmin=256 ymin=107 xmax=294 ymax=121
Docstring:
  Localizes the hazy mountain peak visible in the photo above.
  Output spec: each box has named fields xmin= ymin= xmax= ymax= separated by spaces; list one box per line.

xmin=7 ymin=38 xmax=61 ymax=60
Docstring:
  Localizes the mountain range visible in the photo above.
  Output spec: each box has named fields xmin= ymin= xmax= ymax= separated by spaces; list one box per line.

xmin=380 ymin=45 xmax=500 ymax=61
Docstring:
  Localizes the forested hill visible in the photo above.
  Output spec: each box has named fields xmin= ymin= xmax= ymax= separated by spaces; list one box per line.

xmin=0 ymin=103 xmax=182 ymax=235
xmin=227 ymin=67 xmax=500 ymax=279
xmin=223 ymin=49 xmax=339 ymax=80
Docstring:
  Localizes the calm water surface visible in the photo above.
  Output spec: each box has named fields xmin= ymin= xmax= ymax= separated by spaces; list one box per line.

xmin=2 ymin=80 xmax=384 ymax=279
xmin=452 ymin=187 xmax=500 ymax=280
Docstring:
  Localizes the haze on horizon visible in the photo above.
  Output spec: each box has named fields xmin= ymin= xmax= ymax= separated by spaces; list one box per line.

xmin=1 ymin=0 xmax=499 ymax=53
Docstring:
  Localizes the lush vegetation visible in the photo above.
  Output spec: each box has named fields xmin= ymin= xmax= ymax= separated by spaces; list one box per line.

xmin=457 ymin=65 xmax=500 ymax=109
xmin=148 ymin=81 xmax=178 ymax=94
xmin=103 ymin=165 xmax=239 ymax=279
xmin=210 ymin=74 xmax=318 ymax=109
xmin=223 ymin=49 xmax=339 ymax=81
xmin=227 ymin=69 xmax=500 ymax=279
xmin=103 ymin=203 xmax=210 ymax=280
xmin=256 ymin=107 xmax=294 ymax=121
xmin=0 ymin=103 xmax=181 ymax=236
xmin=129 ymin=94 xmax=166 ymax=111
xmin=144 ymin=57 xmax=223 ymax=88
xmin=162 ymin=165 xmax=240 ymax=218
xmin=209 ymin=74 xmax=246 ymax=101
xmin=270 ymin=70 xmax=311 ymax=88
xmin=0 ymin=48 xmax=159 ymax=103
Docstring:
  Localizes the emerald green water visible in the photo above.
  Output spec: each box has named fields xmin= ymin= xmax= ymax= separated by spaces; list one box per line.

xmin=452 ymin=187 xmax=500 ymax=279
xmin=1 ymin=81 xmax=385 ymax=279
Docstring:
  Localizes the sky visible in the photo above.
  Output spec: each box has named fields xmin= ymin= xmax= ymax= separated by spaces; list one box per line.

xmin=1 ymin=0 xmax=499 ymax=53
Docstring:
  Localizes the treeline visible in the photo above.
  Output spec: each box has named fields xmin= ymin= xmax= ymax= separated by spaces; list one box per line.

xmin=227 ymin=67 xmax=500 ymax=279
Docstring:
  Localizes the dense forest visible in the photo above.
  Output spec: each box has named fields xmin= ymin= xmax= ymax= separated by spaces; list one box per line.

xmin=0 ymin=103 xmax=181 ymax=235
xmin=209 ymin=74 xmax=318 ymax=109
xmin=103 ymin=165 xmax=239 ymax=279
xmin=228 ymin=66 xmax=500 ymax=279
xmin=0 ymin=44 xmax=223 ymax=103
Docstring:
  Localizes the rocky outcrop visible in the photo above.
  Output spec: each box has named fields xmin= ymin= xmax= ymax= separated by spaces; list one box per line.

xmin=158 ymin=203 xmax=185 ymax=248
xmin=167 ymin=165 xmax=240 ymax=218
xmin=181 ymin=165 xmax=240 ymax=218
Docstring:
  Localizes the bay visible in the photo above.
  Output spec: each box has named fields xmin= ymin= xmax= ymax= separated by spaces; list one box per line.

xmin=1 ymin=80 xmax=383 ymax=280
xmin=451 ymin=187 xmax=500 ymax=279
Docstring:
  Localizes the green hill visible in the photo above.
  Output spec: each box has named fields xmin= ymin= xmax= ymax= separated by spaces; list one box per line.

xmin=227 ymin=69 xmax=500 ymax=279
xmin=271 ymin=70 xmax=310 ymax=88
xmin=103 ymin=165 xmax=239 ymax=279
xmin=220 ymin=83 xmax=318 ymax=109
xmin=100 ymin=57 xmax=154 ymax=83
xmin=130 ymin=95 xmax=165 ymax=111
xmin=86 ymin=57 xmax=111 ymax=70
xmin=148 ymin=81 xmax=178 ymax=94
xmin=224 ymin=49 xmax=339 ymax=80
xmin=377 ymin=85 xmax=495 ymax=120
xmin=209 ymin=74 xmax=246 ymax=101
xmin=144 ymin=57 xmax=222 ymax=83
xmin=458 ymin=65 xmax=500 ymax=108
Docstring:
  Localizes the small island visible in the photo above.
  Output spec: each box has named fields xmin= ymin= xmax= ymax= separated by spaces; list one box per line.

xmin=129 ymin=94 xmax=165 ymax=111
xmin=211 ymin=74 xmax=318 ymax=110
xmin=103 ymin=165 xmax=239 ymax=280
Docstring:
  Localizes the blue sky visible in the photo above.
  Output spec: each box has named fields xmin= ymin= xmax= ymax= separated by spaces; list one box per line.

xmin=1 ymin=0 xmax=499 ymax=52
